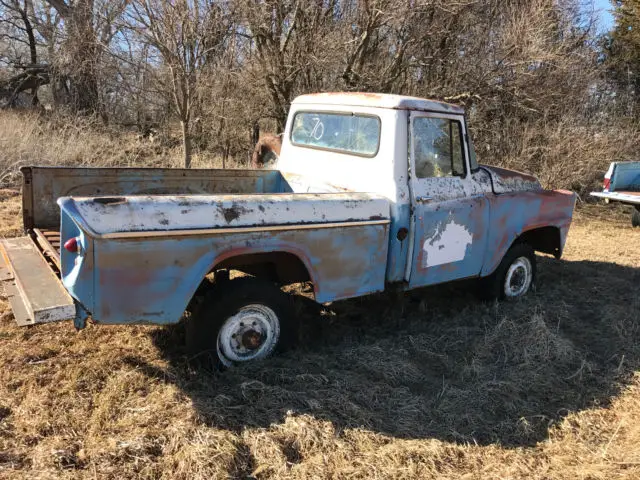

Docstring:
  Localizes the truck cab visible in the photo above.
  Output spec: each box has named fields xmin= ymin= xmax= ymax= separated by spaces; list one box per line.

xmin=279 ymin=93 xmax=572 ymax=289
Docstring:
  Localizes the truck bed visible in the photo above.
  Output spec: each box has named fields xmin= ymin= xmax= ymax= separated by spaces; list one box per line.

xmin=2 ymin=166 xmax=390 ymax=326
xmin=21 ymin=166 xmax=287 ymax=230
xmin=56 ymin=190 xmax=390 ymax=324
xmin=591 ymin=191 xmax=640 ymax=205
xmin=1 ymin=166 xmax=293 ymax=326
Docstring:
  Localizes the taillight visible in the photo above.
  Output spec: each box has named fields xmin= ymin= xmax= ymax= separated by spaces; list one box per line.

xmin=64 ymin=237 xmax=80 ymax=253
xmin=603 ymin=177 xmax=611 ymax=192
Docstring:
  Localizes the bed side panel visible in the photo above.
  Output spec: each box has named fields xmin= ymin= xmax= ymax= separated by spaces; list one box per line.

xmin=21 ymin=167 xmax=283 ymax=229
xmin=90 ymin=223 xmax=389 ymax=324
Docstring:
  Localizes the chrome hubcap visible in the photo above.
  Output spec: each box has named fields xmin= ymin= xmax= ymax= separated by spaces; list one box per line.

xmin=217 ymin=304 xmax=280 ymax=367
xmin=504 ymin=257 xmax=533 ymax=298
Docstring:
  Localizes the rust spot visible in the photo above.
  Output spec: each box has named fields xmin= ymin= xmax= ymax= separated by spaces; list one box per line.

xmin=217 ymin=203 xmax=251 ymax=223
xmin=93 ymin=197 xmax=127 ymax=205
xmin=484 ymin=165 xmax=538 ymax=183
xmin=310 ymin=91 xmax=384 ymax=100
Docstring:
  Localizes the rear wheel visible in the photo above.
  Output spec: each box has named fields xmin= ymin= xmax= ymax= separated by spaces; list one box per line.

xmin=632 ymin=207 xmax=640 ymax=228
xmin=480 ymin=243 xmax=537 ymax=300
xmin=186 ymin=278 xmax=296 ymax=368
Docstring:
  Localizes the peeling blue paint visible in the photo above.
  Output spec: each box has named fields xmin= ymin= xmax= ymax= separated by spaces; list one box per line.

xmin=609 ymin=162 xmax=640 ymax=192
xmin=62 ymin=221 xmax=389 ymax=325
xmin=409 ymin=197 xmax=490 ymax=287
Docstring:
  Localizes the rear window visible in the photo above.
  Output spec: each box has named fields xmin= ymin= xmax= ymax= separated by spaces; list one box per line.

xmin=290 ymin=112 xmax=381 ymax=157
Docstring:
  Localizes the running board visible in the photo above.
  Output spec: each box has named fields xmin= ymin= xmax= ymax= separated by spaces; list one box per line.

xmin=0 ymin=237 xmax=75 ymax=326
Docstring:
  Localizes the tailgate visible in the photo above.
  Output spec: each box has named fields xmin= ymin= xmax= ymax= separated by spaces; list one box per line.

xmin=0 ymin=235 xmax=74 ymax=326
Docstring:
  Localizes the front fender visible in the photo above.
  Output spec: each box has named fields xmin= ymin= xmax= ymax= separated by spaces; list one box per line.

xmin=481 ymin=190 xmax=576 ymax=276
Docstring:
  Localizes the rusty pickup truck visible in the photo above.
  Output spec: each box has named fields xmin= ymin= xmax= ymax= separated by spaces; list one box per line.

xmin=0 ymin=93 xmax=576 ymax=367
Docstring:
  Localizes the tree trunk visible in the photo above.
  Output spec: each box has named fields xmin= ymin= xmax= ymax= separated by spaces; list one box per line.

xmin=181 ymin=120 xmax=192 ymax=169
xmin=68 ymin=0 xmax=99 ymax=113
xmin=45 ymin=0 xmax=100 ymax=114
xmin=17 ymin=0 xmax=40 ymax=105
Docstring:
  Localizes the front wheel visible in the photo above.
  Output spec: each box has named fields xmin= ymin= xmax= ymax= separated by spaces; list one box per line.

xmin=480 ymin=243 xmax=537 ymax=300
xmin=186 ymin=278 xmax=296 ymax=368
xmin=632 ymin=207 xmax=640 ymax=228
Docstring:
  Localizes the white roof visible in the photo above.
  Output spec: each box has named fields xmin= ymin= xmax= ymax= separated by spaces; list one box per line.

xmin=293 ymin=92 xmax=464 ymax=114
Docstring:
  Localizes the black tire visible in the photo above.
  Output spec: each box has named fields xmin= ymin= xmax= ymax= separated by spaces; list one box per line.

xmin=632 ymin=207 xmax=640 ymax=228
xmin=479 ymin=243 xmax=537 ymax=300
xmin=186 ymin=277 xmax=296 ymax=368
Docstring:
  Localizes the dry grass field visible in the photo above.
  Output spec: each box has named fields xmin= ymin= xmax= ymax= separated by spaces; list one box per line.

xmin=0 ymin=112 xmax=238 ymax=187
xmin=0 ymin=188 xmax=639 ymax=479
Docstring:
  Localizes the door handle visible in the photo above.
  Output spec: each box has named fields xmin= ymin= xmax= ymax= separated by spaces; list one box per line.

xmin=416 ymin=195 xmax=433 ymax=203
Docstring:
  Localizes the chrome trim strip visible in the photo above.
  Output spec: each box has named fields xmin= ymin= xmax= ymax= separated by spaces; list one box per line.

xmin=99 ymin=219 xmax=391 ymax=240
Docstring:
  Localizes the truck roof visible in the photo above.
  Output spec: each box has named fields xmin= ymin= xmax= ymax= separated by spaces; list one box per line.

xmin=293 ymin=92 xmax=464 ymax=114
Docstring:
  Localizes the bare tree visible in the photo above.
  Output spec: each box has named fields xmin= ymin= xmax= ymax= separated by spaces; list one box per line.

xmin=340 ymin=0 xmax=413 ymax=92
xmin=0 ymin=0 xmax=46 ymax=106
xmin=40 ymin=0 xmax=99 ymax=112
xmin=0 ymin=0 xmax=625 ymax=189
xmin=125 ymin=0 xmax=230 ymax=167
xmin=0 ymin=0 xmax=38 ymax=67
xmin=237 ymin=0 xmax=338 ymax=130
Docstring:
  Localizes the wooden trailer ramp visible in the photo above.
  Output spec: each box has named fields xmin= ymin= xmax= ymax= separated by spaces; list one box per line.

xmin=0 ymin=236 xmax=74 ymax=326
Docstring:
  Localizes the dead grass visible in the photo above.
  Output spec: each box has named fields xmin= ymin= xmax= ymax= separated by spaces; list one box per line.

xmin=0 ymin=196 xmax=639 ymax=478
xmin=0 ymin=112 xmax=242 ymax=187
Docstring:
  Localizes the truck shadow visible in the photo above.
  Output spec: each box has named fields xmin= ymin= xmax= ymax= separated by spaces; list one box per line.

xmin=131 ymin=257 xmax=640 ymax=448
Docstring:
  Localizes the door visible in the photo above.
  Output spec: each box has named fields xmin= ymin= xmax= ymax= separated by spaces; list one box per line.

xmin=406 ymin=113 xmax=490 ymax=288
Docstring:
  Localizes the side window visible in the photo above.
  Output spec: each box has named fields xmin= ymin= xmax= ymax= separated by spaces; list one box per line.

xmin=413 ymin=117 xmax=466 ymax=178
xmin=467 ymin=133 xmax=480 ymax=171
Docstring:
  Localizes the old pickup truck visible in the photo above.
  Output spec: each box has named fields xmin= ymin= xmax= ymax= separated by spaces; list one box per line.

xmin=0 ymin=93 xmax=576 ymax=367
xmin=590 ymin=161 xmax=640 ymax=227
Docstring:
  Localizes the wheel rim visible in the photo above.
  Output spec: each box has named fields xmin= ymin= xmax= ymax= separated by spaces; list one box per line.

xmin=503 ymin=256 xmax=533 ymax=298
xmin=217 ymin=304 xmax=280 ymax=367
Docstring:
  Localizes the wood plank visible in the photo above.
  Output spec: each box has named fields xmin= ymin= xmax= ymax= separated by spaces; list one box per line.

xmin=0 ymin=237 xmax=74 ymax=325
xmin=41 ymin=229 xmax=61 ymax=254
xmin=32 ymin=228 xmax=61 ymax=269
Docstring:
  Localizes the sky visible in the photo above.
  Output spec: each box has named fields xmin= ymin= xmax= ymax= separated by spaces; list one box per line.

xmin=594 ymin=0 xmax=615 ymax=31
